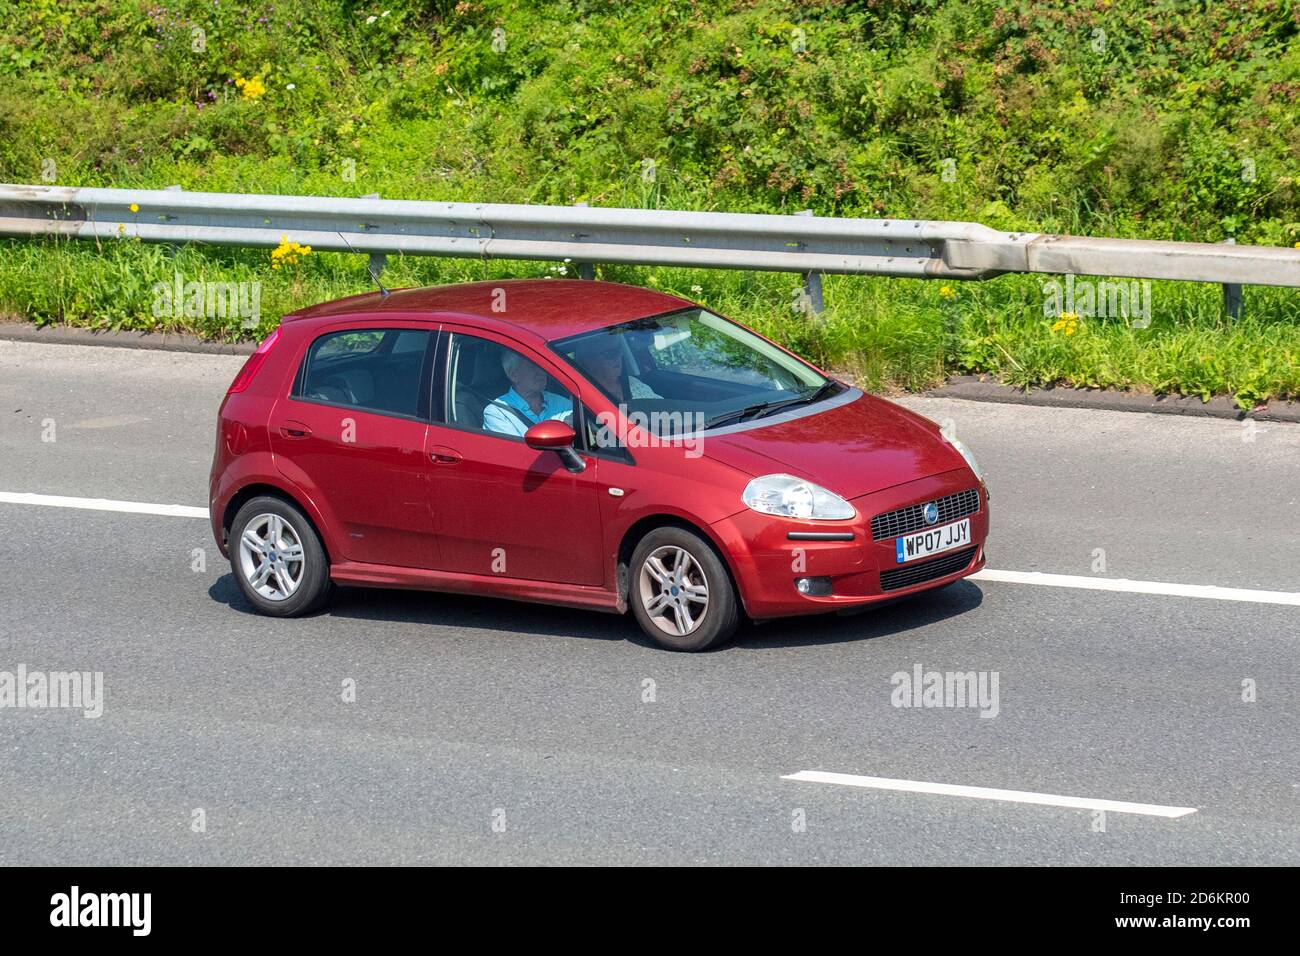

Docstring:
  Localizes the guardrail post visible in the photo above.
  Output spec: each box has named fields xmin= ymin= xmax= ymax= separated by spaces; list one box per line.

xmin=1220 ymin=238 xmax=1243 ymax=319
xmin=573 ymin=201 xmax=596 ymax=279
xmin=162 ymin=185 xmax=182 ymax=257
xmin=802 ymin=270 xmax=824 ymax=316
xmin=796 ymin=209 xmax=824 ymax=317
xmin=359 ymin=193 xmax=387 ymax=281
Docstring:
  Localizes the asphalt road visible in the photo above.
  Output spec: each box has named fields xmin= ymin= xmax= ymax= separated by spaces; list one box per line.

xmin=0 ymin=338 xmax=1296 ymax=865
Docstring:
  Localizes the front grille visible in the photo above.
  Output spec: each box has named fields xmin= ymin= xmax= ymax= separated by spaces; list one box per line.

xmin=879 ymin=546 xmax=978 ymax=592
xmin=870 ymin=488 xmax=980 ymax=542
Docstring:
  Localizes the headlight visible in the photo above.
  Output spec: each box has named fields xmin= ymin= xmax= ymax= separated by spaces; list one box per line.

xmin=947 ymin=436 xmax=985 ymax=484
xmin=742 ymin=474 xmax=856 ymax=521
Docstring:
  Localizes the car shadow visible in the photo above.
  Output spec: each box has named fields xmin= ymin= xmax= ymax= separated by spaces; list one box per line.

xmin=207 ymin=573 xmax=641 ymax=645
xmin=733 ymin=580 xmax=984 ymax=649
xmin=207 ymin=574 xmax=983 ymax=651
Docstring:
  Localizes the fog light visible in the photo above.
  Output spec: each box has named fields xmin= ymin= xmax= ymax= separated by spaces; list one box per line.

xmin=795 ymin=576 xmax=832 ymax=596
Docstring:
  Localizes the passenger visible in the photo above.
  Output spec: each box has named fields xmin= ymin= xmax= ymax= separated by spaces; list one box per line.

xmin=576 ymin=337 xmax=660 ymax=403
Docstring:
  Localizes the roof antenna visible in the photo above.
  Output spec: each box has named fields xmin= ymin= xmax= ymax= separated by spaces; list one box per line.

xmin=337 ymin=231 xmax=390 ymax=297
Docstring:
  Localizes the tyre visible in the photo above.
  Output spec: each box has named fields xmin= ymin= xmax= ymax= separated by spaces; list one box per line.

xmin=229 ymin=495 xmax=332 ymax=617
xmin=630 ymin=527 xmax=739 ymax=651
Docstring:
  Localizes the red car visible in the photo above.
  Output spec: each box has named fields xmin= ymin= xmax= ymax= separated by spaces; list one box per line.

xmin=209 ymin=280 xmax=988 ymax=651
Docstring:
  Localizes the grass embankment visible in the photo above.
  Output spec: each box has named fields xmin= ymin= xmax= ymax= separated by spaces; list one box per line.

xmin=1 ymin=0 xmax=1298 ymax=406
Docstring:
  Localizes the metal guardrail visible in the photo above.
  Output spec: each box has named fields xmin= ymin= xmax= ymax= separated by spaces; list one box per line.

xmin=2 ymin=183 xmax=1298 ymax=314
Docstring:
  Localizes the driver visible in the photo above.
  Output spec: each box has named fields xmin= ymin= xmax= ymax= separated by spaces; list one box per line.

xmin=483 ymin=350 xmax=573 ymax=436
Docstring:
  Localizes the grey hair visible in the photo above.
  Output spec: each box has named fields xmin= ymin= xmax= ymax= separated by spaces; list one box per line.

xmin=500 ymin=350 xmax=528 ymax=375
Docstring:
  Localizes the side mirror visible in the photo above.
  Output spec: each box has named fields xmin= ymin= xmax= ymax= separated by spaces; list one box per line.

xmin=524 ymin=420 xmax=585 ymax=473
xmin=524 ymin=420 xmax=575 ymax=450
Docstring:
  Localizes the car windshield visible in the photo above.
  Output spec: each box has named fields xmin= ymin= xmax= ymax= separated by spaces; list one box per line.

xmin=551 ymin=308 xmax=840 ymax=436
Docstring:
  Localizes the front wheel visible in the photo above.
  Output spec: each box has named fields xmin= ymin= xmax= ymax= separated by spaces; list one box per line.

xmin=630 ymin=527 xmax=739 ymax=651
xmin=230 ymin=496 xmax=332 ymax=617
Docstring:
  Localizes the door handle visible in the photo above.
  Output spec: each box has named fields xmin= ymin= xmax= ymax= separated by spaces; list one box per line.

xmin=430 ymin=445 xmax=462 ymax=464
xmin=279 ymin=422 xmax=312 ymax=438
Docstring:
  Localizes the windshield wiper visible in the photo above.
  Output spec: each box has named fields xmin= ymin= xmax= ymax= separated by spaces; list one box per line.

xmin=703 ymin=381 xmax=841 ymax=430
xmin=749 ymin=380 xmax=842 ymax=421
xmin=704 ymin=402 xmax=773 ymax=430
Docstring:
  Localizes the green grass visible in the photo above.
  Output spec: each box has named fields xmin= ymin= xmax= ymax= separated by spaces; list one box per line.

xmin=2 ymin=0 xmax=1299 ymax=407
xmin=6 ymin=236 xmax=1299 ymax=408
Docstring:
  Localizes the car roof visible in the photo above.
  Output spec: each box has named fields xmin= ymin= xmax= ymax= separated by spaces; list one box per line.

xmin=283 ymin=279 xmax=695 ymax=342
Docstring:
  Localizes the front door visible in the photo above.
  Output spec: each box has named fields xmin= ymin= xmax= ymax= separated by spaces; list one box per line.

xmin=427 ymin=329 xmax=604 ymax=586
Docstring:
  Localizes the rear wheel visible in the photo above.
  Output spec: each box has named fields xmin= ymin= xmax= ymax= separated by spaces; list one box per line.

xmin=230 ymin=496 xmax=332 ymax=617
xmin=630 ymin=527 xmax=739 ymax=651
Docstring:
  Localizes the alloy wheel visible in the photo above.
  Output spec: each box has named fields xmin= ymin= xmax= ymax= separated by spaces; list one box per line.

xmin=238 ymin=512 xmax=306 ymax=602
xmin=637 ymin=545 xmax=710 ymax=636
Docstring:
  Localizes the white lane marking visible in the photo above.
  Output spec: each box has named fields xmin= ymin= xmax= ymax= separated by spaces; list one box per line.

xmin=782 ymin=771 xmax=1198 ymax=818
xmin=0 ymin=491 xmax=1297 ymax=611
xmin=972 ymin=568 xmax=1300 ymax=607
xmin=68 ymin=415 xmax=152 ymax=429
xmin=0 ymin=492 xmax=207 ymax=519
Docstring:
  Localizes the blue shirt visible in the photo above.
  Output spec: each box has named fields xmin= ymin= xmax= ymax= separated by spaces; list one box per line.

xmin=482 ymin=388 xmax=572 ymax=436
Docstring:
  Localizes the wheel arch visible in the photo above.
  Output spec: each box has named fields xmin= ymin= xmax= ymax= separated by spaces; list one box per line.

xmin=222 ymin=482 xmax=333 ymax=562
xmin=615 ymin=513 xmax=743 ymax=614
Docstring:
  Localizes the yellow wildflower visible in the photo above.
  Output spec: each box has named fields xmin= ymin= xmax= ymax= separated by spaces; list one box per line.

xmin=271 ymin=236 xmax=312 ymax=269
xmin=129 ymin=203 xmax=139 ymax=213
xmin=235 ymin=75 xmax=267 ymax=101
xmin=939 ymin=285 xmax=956 ymax=299
xmin=1050 ymin=311 xmax=1080 ymax=336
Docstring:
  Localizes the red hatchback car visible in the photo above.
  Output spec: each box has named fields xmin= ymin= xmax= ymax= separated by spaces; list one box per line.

xmin=210 ymin=280 xmax=988 ymax=650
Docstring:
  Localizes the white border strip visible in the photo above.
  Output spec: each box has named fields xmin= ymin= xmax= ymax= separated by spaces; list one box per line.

xmin=971 ymin=568 xmax=1300 ymax=607
xmin=782 ymin=770 xmax=1198 ymax=818
xmin=0 ymin=492 xmax=207 ymax=519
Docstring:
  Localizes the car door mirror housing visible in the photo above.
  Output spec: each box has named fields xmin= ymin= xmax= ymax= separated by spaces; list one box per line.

xmin=524 ymin=420 xmax=576 ymax=450
xmin=524 ymin=421 xmax=585 ymax=473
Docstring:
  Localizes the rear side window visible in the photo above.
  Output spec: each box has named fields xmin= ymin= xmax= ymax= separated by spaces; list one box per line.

xmin=295 ymin=328 xmax=433 ymax=419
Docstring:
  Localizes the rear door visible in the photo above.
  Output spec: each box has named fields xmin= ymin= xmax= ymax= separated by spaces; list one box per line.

xmin=426 ymin=327 xmax=605 ymax=586
xmin=270 ymin=323 xmax=439 ymax=570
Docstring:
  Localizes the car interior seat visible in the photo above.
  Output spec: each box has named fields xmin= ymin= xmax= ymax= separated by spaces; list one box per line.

xmin=453 ymin=340 xmax=508 ymax=427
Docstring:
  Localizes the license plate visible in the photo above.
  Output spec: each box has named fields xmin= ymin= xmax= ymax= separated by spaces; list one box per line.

xmin=895 ymin=518 xmax=970 ymax=563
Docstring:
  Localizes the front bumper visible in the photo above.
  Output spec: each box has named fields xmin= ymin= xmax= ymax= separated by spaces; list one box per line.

xmin=709 ymin=468 xmax=988 ymax=619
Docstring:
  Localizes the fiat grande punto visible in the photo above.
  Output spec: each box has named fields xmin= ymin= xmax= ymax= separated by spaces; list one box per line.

xmin=210 ymin=280 xmax=989 ymax=650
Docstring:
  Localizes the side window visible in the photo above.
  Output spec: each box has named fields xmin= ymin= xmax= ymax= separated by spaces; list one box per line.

xmin=296 ymin=328 xmax=433 ymax=419
xmin=389 ymin=330 xmax=428 ymax=354
xmin=579 ymin=403 xmax=633 ymax=463
xmin=312 ymin=330 xmax=384 ymax=361
xmin=443 ymin=333 xmax=575 ymax=439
